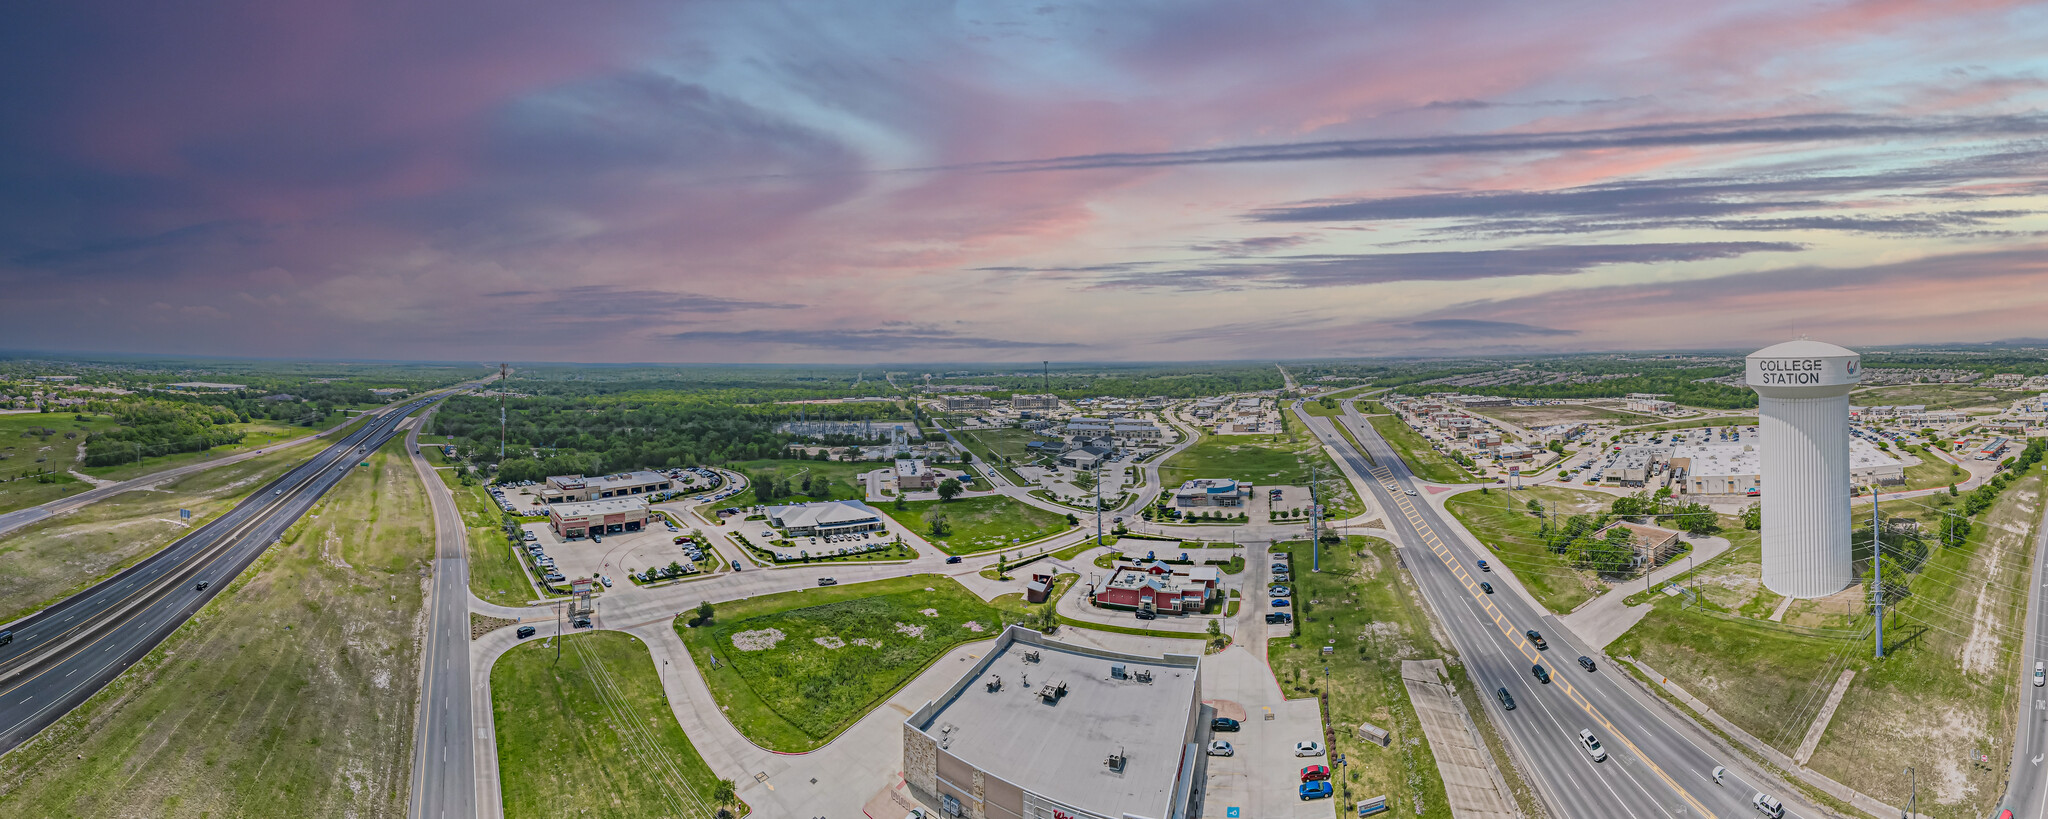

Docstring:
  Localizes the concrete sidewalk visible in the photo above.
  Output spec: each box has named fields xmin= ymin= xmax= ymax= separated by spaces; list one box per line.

xmin=1560 ymin=534 xmax=1732 ymax=649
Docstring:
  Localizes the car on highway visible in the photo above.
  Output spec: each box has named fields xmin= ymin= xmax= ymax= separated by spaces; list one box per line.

xmin=1579 ymin=729 xmax=1607 ymax=762
xmin=1404 ymin=488 xmax=1417 ymax=496
xmin=1212 ymin=717 xmax=1240 ymax=732
xmin=1476 ymin=560 xmax=1489 ymax=571
xmin=1526 ymin=630 xmax=1547 ymax=650
xmin=1579 ymin=655 xmax=1597 ymax=672
xmin=1298 ymin=781 xmax=1333 ymax=801
xmin=194 ymin=581 xmax=209 ymax=591
xmin=516 ymin=626 xmax=536 ymax=639
xmin=1294 ymin=740 xmax=1324 ymax=757
xmin=1495 ymin=687 xmax=1515 ymax=710
xmin=1479 ymin=582 xmax=1494 ymax=594
xmin=1300 ymin=764 xmax=1329 ymax=782
xmin=817 ymin=577 xmax=837 ymax=586
xmin=1532 ymin=664 xmax=1551 ymax=684
xmin=1752 ymin=792 xmax=1784 ymax=818
xmin=1205 ymin=740 xmax=1233 ymax=757
xmin=0 ymin=629 xmax=11 ymax=646
xmin=2035 ymin=661 xmax=2044 ymax=687
xmin=274 ymin=489 xmax=282 ymax=496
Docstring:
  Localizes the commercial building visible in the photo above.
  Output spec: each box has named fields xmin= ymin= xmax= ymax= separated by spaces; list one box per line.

xmin=1666 ymin=436 xmax=1903 ymax=495
xmin=903 ymin=626 xmax=1202 ymax=819
xmin=1171 ymin=478 xmax=1246 ymax=508
xmin=1065 ymin=418 xmax=1164 ymax=443
xmin=542 ymin=471 xmax=675 ymax=504
xmin=1593 ymin=520 xmax=1685 ymax=570
xmin=1011 ymin=394 xmax=1060 ymax=410
xmin=1625 ymin=396 xmax=1678 ymax=414
xmin=1093 ymin=562 xmax=1219 ymax=613
xmin=1059 ymin=446 xmax=1112 ymax=470
xmin=765 ymin=500 xmax=886 ymax=537
xmin=548 ymin=498 xmax=650 ymax=538
xmin=896 ymin=458 xmax=937 ymax=490
xmin=1748 ymin=339 xmax=1861 ymax=599
xmin=945 ymin=395 xmax=994 ymax=411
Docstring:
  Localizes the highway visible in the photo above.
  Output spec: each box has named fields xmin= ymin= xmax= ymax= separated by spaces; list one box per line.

xmin=1298 ymin=400 xmax=1828 ymax=819
xmin=0 ymin=394 xmax=451 ymax=754
xmin=2000 ymin=493 xmax=2048 ymax=818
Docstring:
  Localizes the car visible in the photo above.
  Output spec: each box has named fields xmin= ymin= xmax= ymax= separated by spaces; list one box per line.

xmin=946 ymin=556 xmax=962 ymax=564
xmin=1480 ymin=582 xmax=1494 ymax=594
xmin=904 ymin=809 xmax=926 ymax=819
xmin=1266 ymin=612 xmax=1292 ymax=624
xmin=274 ymin=489 xmax=282 ymax=496
xmin=673 ymin=536 xmax=688 ymax=544
xmin=591 ymin=534 xmax=601 ymax=543
xmin=0 ymin=630 xmax=11 ymax=646
xmin=1477 ymin=559 xmax=1490 ymax=571
xmin=1135 ymin=610 xmax=1157 ymax=620
xmin=1269 ymin=585 xmax=1291 ymax=596
xmin=601 ymin=576 xmax=612 ymax=588
xmin=1496 ymin=687 xmax=1515 ymax=710
xmin=1526 ymin=630 xmax=1547 ymax=650
xmin=1206 ymin=740 xmax=1234 ymax=757
xmin=1532 ymin=664 xmax=1551 ymax=684
xmin=1294 ymin=740 xmax=1324 ymax=757
xmin=817 ymin=577 xmax=837 ymax=586
xmin=1579 ymin=655 xmax=1597 ymax=672
xmin=1271 ymin=598 xmax=1291 ymax=608
xmin=1404 ymin=488 xmax=1418 ymax=496
xmin=195 ymin=581 xmax=209 ymax=591
xmin=1212 ymin=717 xmax=1240 ymax=732
xmin=1300 ymin=764 xmax=1330 ymax=782
xmin=2036 ymin=661 xmax=2044 ymax=687
xmin=1298 ymin=781 xmax=1334 ymax=800
xmin=572 ymin=617 xmax=592 ymax=629
xmin=516 ymin=625 xmax=536 ymax=639
xmin=1752 ymin=792 xmax=1785 ymax=818
xmin=1579 ymin=729 xmax=1607 ymax=762
xmin=1271 ymin=563 xmax=1288 ymax=572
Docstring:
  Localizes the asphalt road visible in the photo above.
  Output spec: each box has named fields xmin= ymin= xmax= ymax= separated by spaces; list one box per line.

xmin=1300 ymin=401 xmax=1826 ymax=819
xmin=405 ymin=411 xmax=478 ymax=819
xmin=0 ymin=396 xmax=447 ymax=754
xmin=1999 ymin=493 xmax=2048 ymax=819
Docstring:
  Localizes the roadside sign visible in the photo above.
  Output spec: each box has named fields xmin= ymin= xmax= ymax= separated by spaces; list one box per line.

xmin=360 ymin=462 xmax=370 ymax=467
xmin=1227 ymin=809 xmax=1240 ymax=818
xmin=179 ymin=508 xmax=191 ymax=520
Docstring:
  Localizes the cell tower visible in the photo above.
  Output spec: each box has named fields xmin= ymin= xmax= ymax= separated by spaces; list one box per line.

xmin=498 ymin=363 xmax=509 ymax=461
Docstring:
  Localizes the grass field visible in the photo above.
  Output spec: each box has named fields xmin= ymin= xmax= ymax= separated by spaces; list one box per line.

xmin=1613 ymin=465 xmax=2044 ymax=818
xmin=0 ymin=440 xmax=431 ymax=817
xmin=1443 ymin=486 xmax=1618 ymax=614
xmin=1268 ymin=536 xmax=1455 ymax=817
xmin=1366 ymin=414 xmax=1477 ymax=484
xmin=713 ymin=458 xmax=876 ymax=509
xmin=880 ymin=494 xmax=1069 ymax=555
xmin=954 ymin=427 xmax=1048 ymax=485
xmin=493 ymin=631 xmax=738 ymax=819
xmin=1897 ymin=447 xmax=1968 ymax=492
xmin=1469 ymin=404 xmax=1640 ymax=427
xmin=1855 ymin=384 xmax=2031 ymax=411
xmin=1159 ymin=426 xmax=1363 ymax=514
xmin=0 ymin=412 xmax=119 ymax=512
xmin=676 ymin=574 xmax=1017 ymax=751
xmin=0 ymin=446 xmax=311 ymax=626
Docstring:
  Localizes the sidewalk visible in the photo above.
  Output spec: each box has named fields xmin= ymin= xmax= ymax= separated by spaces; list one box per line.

xmin=1560 ymin=534 xmax=1732 ymax=648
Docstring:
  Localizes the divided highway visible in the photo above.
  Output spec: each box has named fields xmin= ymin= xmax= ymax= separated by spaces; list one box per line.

xmin=1297 ymin=401 xmax=1828 ymax=819
xmin=0 ymin=394 xmax=451 ymax=753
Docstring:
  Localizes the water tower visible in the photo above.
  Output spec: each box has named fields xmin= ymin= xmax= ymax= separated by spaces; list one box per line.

xmin=1746 ymin=340 xmax=1861 ymax=599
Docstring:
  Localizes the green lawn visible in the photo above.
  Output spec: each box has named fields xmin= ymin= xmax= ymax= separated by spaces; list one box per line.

xmin=1614 ymin=466 xmax=2044 ymax=818
xmin=494 ymin=632 xmax=738 ymax=819
xmin=880 ymin=494 xmax=1070 ymax=555
xmin=1158 ymin=427 xmax=1363 ymax=514
xmin=953 ymin=427 xmax=1049 ymax=485
xmin=1896 ymin=447 xmax=1967 ymax=492
xmin=1268 ymin=536 xmax=1456 ymax=817
xmin=0 ymin=446 xmax=311 ymax=625
xmin=676 ymin=575 xmax=1021 ymax=751
xmin=0 ymin=440 xmax=432 ymax=818
xmin=0 ymin=412 xmax=121 ymax=513
xmin=1366 ymin=414 xmax=1478 ymax=484
xmin=1442 ymin=486 xmax=1617 ymax=613
xmin=713 ymin=458 xmax=876 ymax=510
xmin=1854 ymin=384 xmax=2030 ymax=411
xmin=434 ymin=467 xmax=561 ymax=601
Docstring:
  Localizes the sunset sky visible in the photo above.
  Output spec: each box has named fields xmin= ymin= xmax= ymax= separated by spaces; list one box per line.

xmin=4 ymin=0 xmax=2047 ymax=363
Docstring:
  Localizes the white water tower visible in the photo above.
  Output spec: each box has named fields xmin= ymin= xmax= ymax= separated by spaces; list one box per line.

xmin=1746 ymin=339 xmax=1862 ymax=599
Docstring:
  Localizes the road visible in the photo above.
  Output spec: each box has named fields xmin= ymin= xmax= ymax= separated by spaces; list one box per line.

xmin=0 ymin=394 xmax=451 ymax=754
xmin=1297 ymin=400 xmax=1830 ymax=819
xmin=406 ymin=409 xmax=478 ymax=819
xmin=2000 ymin=492 xmax=2048 ymax=819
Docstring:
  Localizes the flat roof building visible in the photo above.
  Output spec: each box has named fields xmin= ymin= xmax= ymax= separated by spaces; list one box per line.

xmin=765 ymin=500 xmax=885 ymax=537
xmin=903 ymin=626 xmax=1202 ymax=819
xmin=896 ymin=458 xmax=936 ymax=491
xmin=1172 ymin=478 xmax=1245 ymax=508
xmin=945 ymin=395 xmax=994 ymax=411
xmin=1011 ymin=394 xmax=1060 ymax=410
xmin=548 ymin=497 xmax=650 ymax=538
xmin=542 ymin=471 xmax=674 ymax=504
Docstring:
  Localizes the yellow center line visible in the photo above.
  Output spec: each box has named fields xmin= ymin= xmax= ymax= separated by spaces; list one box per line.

xmin=1376 ymin=477 xmax=1716 ymax=819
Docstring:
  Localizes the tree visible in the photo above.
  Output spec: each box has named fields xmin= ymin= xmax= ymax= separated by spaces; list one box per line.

xmin=1672 ymin=502 xmax=1719 ymax=536
xmin=936 ymin=477 xmax=963 ymax=501
xmin=1740 ymin=502 xmax=1762 ymax=531
xmin=1526 ymin=498 xmax=1544 ymax=517
xmin=1065 ymin=512 xmax=1079 ymax=526
xmin=712 ymin=778 xmax=738 ymax=812
xmin=893 ymin=492 xmax=908 ymax=510
xmin=697 ymin=600 xmax=714 ymax=624
xmin=927 ymin=513 xmax=952 ymax=537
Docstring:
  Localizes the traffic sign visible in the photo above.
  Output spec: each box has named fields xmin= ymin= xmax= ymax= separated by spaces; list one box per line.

xmin=179 ymin=508 xmax=191 ymax=520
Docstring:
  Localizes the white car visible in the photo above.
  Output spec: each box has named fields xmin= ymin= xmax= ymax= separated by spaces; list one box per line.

xmin=1579 ymin=729 xmax=1607 ymax=762
xmin=1205 ymin=740 xmax=1233 ymax=757
xmin=1294 ymin=740 xmax=1324 ymax=757
xmin=2035 ymin=661 xmax=2044 ymax=687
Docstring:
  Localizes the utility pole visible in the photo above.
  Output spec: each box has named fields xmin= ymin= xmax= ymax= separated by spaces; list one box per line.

xmin=1093 ymin=459 xmax=1105 ymax=546
xmin=1873 ymin=491 xmax=1884 ymax=659
xmin=1310 ymin=460 xmax=1323 ymax=573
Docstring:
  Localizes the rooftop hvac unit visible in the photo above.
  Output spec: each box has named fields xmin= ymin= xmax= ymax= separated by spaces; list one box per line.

xmin=1105 ymin=748 xmax=1126 ymax=773
xmin=1022 ymin=650 xmax=1040 ymax=663
xmin=1134 ymin=668 xmax=1152 ymax=683
xmin=1038 ymin=681 xmax=1068 ymax=703
xmin=986 ymin=675 xmax=1002 ymax=693
xmin=1110 ymin=663 xmax=1127 ymax=679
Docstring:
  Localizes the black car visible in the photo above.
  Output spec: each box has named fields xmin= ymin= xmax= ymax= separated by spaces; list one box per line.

xmin=572 ymin=617 xmax=592 ymax=629
xmin=1532 ymin=664 xmax=1551 ymax=684
xmin=516 ymin=625 xmax=537 ymax=639
xmin=1135 ymin=610 xmax=1157 ymax=620
xmin=1526 ymin=630 xmax=1548 ymax=650
xmin=1266 ymin=612 xmax=1292 ymax=624
xmin=0 ymin=629 xmax=12 ymax=646
xmin=1578 ymin=655 xmax=1597 ymax=672
xmin=1496 ymin=687 xmax=1515 ymax=710
xmin=194 ymin=581 xmax=210 ymax=591
xmin=1479 ymin=582 xmax=1494 ymax=594
xmin=945 ymin=556 xmax=962 ymax=564
xmin=1212 ymin=717 xmax=1241 ymax=732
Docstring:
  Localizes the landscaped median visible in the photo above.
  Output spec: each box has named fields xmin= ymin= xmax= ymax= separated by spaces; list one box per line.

xmin=493 ymin=631 xmax=741 ymax=819
xmin=676 ymin=574 xmax=1057 ymax=752
xmin=1365 ymin=412 xmax=1478 ymax=483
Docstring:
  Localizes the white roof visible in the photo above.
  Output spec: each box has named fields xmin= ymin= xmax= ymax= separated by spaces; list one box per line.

xmin=1749 ymin=339 xmax=1858 ymax=359
xmin=768 ymin=500 xmax=880 ymax=529
xmin=550 ymin=497 xmax=649 ymax=517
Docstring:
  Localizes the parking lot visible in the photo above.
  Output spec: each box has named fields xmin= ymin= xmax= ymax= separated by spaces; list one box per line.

xmin=1196 ymin=649 xmax=1333 ymax=819
xmin=518 ymin=518 xmax=713 ymax=587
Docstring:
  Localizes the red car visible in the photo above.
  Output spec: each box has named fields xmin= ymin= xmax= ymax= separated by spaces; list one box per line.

xmin=1300 ymin=764 xmax=1330 ymax=782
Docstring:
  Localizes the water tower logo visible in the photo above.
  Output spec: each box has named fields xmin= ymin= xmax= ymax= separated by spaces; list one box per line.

xmin=1845 ymin=360 xmax=1860 ymax=377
